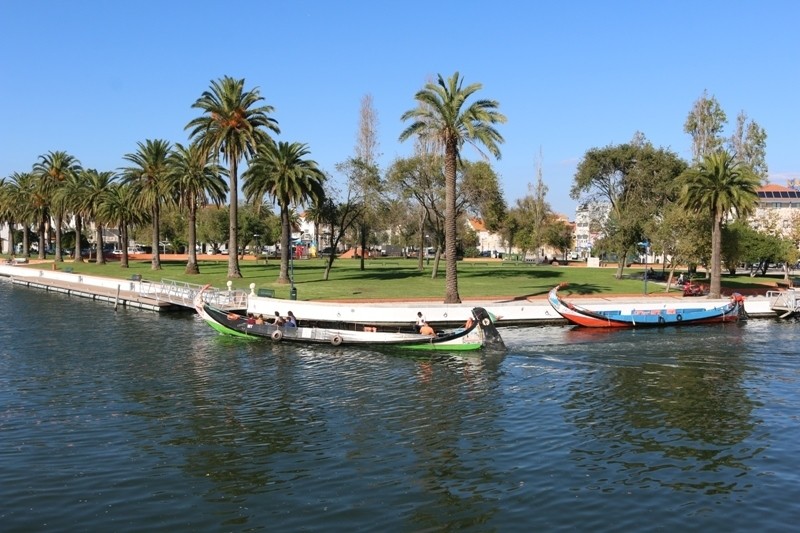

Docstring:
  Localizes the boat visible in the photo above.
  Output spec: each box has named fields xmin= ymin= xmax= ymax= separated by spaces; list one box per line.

xmin=194 ymin=287 xmax=506 ymax=351
xmin=547 ymin=283 xmax=746 ymax=328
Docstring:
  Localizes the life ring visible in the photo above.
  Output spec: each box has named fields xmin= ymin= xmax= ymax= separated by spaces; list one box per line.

xmin=481 ymin=317 xmax=490 ymax=327
xmin=271 ymin=330 xmax=283 ymax=341
xmin=676 ymin=314 xmax=683 ymax=322
xmin=331 ymin=335 xmax=343 ymax=346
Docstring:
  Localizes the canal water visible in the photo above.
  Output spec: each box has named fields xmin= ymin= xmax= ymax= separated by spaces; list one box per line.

xmin=1 ymin=281 xmax=799 ymax=532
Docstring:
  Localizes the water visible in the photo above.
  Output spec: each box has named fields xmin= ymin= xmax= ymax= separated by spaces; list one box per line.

xmin=1 ymin=281 xmax=799 ymax=532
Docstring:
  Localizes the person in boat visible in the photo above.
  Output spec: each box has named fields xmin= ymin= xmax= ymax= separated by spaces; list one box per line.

xmin=273 ymin=311 xmax=286 ymax=326
xmin=415 ymin=311 xmax=426 ymax=332
xmin=285 ymin=311 xmax=297 ymax=327
xmin=255 ymin=314 xmax=265 ymax=325
xmin=419 ymin=321 xmax=436 ymax=336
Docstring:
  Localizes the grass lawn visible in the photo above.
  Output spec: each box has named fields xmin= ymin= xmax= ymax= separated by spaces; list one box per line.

xmin=10 ymin=255 xmax=787 ymax=301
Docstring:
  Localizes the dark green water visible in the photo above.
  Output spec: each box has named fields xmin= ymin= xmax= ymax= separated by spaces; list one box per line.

xmin=1 ymin=281 xmax=798 ymax=532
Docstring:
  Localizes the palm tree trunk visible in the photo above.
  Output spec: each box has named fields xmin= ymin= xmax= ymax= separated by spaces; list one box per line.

xmin=277 ymin=206 xmax=290 ymax=284
xmin=185 ymin=198 xmax=199 ymax=275
xmin=120 ymin=224 xmax=129 ymax=268
xmin=54 ymin=213 xmax=63 ymax=262
xmin=151 ymin=203 xmax=161 ymax=270
xmin=96 ymin=223 xmax=105 ymax=265
xmin=73 ymin=217 xmax=83 ymax=263
xmin=228 ymin=159 xmax=242 ymax=278
xmin=709 ymin=214 xmax=722 ymax=298
xmin=443 ymin=140 xmax=461 ymax=303
xmin=38 ymin=213 xmax=46 ymax=259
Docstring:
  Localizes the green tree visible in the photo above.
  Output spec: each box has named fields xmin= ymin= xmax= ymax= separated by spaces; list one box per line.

xmin=32 ymin=151 xmax=82 ymax=262
xmin=545 ymin=220 xmax=574 ymax=260
xmin=100 ymin=182 xmax=142 ymax=268
xmin=400 ymin=72 xmax=506 ymax=303
xmin=728 ymin=111 xmax=768 ymax=182
xmin=571 ymin=140 xmax=685 ymax=278
xmin=678 ymin=150 xmax=760 ymax=298
xmin=187 ymin=76 xmax=280 ymax=279
xmin=169 ymin=142 xmax=228 ymax=274
xmin=54 ymin=171 xmax=89 ymax=262
xmin=684 ymin=90 xmax=727 ymax=162
xmin=82 ymin=169 xmax=116 ymax=265
xmin=121 ymin=139 xmax=174 ymax=270
xmin=6 ymin=172 xmax=37 ymax=256
xmin=243 ymin=141 xmax=326 ymax=284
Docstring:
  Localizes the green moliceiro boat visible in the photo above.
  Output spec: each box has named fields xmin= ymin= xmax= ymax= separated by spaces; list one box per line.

xmin=194 ymin=287 xmax=506 ymax=352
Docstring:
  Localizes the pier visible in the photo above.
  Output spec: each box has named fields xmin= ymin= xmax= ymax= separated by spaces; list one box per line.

xmin=768 ymin=288 xmax=800 ymax=318
xmin=0 ymin=264 xmax=247 ymax=312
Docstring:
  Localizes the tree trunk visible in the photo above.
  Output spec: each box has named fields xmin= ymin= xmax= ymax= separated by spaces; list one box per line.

xmin=73 ymin=217 xmax=84 ymax=263
xmin=151 ymin=203 xmax=161 ymax=270
xmin=709 ymin=214 xmax=722 ymax=298
xmin=227 ymin=159 xmax=242 ymax=278
xmin=277 ymin=206 xmax=290 ymax=284
xmin=54 ymin=213 xmax=63 ymax=262
xmin=95 ymin=223 xmax=105 ymax=265
xmin=443 ymin=140 xmax=461 ymax=303
xmin=120 ymin=224 xmax=129 ymax=268
xmin=38 ymin=213 xmax=46 ymax=260
xmin=359 ymin=224 xmax=366 ymax=271
xmin=185 ymin=198 xmax=199 ymax=275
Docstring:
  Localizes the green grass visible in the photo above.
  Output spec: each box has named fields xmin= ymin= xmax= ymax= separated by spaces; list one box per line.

xmin=16 ymin=256 xmax=785 ymax=301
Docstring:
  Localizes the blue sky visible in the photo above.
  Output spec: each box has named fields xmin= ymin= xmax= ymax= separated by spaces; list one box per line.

xmin=2 ymin=0 xmax=798 ymax=216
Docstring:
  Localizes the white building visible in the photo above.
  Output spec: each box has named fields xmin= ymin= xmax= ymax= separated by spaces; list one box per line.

xmin=574 ymin=202 xmax=611 ymax=258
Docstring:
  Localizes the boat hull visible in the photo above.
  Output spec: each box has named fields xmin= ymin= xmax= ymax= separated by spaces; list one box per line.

xmin=547 ymin=285 xmax=745 ymax=328
xmin=194 ymin=288 xmax=505 ymax=351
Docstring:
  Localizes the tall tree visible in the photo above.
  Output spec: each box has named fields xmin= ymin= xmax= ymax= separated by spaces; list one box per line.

xmin=100 ymin=182 xmax=142 ymax=268
xmin=728 ymin=111 xmax=768 ymax=182
xmin=121 ymin=139 xmax=173 ymax=270
xmin=82 ymin=170 xmax=116 ymax=265
xmin=32 ymin=151 xmax=82 ymax=262
xmin=55 ymin=171 xmax=88 ymax=262
xmin=243 ymin=141 xmax=326 ymax=284
xmin=684 ymin=90 xmax=727 ymax=162
xmin=400 ymin=72 xmax=506 ymax=303
xmin=187 ymin=76 xmax=279 ymax=278
xmin=169 ymin=142 xmax=228 ymax=274
xmin=571 ymin=140 xmax=685 ymax=278
xmin=6 ymin=172 xmax=37 ymax=256
xmin=678 ymin=150 xmax=760 ymax=298
xmin=352 ymin=94 xmax=383 ymax=270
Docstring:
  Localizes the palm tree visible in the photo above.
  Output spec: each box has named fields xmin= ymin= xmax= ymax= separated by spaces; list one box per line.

xmin=32 ymin=151 xmax=82 ymax=262
xmin=83 ymin=169 xmax=116 ymax=265
xmin=679 ymin=150 xmax=759 ymax=298
xmin=54 ymin=171 xmax=88 ymax=262
xmin=169 ymin=141 xmax=228 ymax=274
xmin=121 ymin=139 xmax=173 ymax=270
xmin=186 ymin=76 xmax=280 ymax=278
xmin=243 ymin=141 xmax=326 ymax=284
xmin=6 ymin=172 xmax=37 ymax=257
xmin=399 ymin=72 xmax=506 ymax=303
xmin=0 ymin=178 xmax=14 ymax=254
xmin=100 ymin=182 xmax=142 ymax=268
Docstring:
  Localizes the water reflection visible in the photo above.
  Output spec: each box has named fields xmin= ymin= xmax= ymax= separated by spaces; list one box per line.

xmin=563 ymin=324 xmax=760 ymax=495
